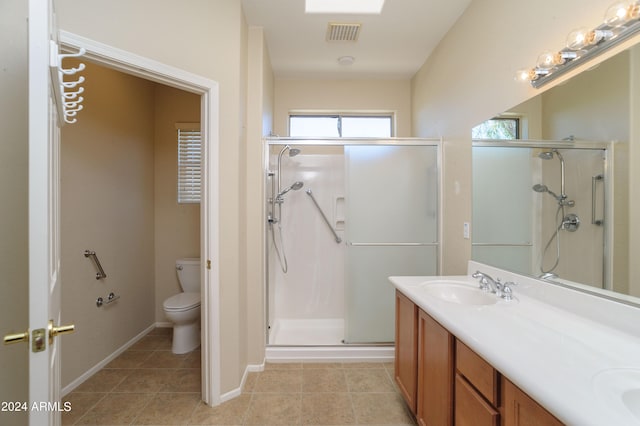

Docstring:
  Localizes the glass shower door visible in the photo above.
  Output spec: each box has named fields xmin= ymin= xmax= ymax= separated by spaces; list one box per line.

xmin=344 ymin=145 xmax=438 ymax=343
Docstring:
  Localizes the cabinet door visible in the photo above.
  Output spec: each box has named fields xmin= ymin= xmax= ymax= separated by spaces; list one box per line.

xmin=502 ymin=378 xmax=563 ymax=426
xmin=395 ymin=291 xmax=418 ymax=414
xmin=455 ymin=374 xmax=499 ymax=426
xmin=417 ymin=309 xmax=454 ymax=426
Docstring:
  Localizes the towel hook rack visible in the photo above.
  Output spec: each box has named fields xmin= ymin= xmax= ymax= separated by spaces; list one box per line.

xmin=84 ymin=250 xmax=107 ymax=279
xmin=50 ymin=40 xmax=86 ymax=125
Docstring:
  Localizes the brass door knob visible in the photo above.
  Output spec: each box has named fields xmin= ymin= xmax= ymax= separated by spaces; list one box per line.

xmin=48 ymin=320 xmax=75 ymax=345
xmin=3 ymin=330 xmax=29 ymax=345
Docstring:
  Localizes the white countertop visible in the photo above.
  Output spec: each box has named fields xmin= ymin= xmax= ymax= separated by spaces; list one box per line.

xmin=389 ymin=263 xmax=640 ymax=426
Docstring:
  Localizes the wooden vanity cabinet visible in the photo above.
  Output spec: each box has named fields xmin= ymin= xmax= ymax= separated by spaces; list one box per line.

xmin=395 ymin=291 xmax=418 ymax=414
xmin=501 ymin=377 xmax=563 ymax=426
xmin=417 ymin=308 xmax=454 ymax=426
xmin=394 ymin=291 xmax=563 ymax=426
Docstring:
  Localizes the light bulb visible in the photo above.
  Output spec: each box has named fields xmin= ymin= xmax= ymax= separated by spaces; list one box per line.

xmin=604 ymin=1 xmax=633 ymax=26
xmin=566 ymin=28 xmax=613 ymax=50
xmin=566 ymin=28 xmax=589 ymax=50
xmin=536 ymin=50 xmax=579 ymax=71
xmin=515 ymin=69 xmax=536 ymax=82
xmin=536 ymin=51 xmax=557 ymax=70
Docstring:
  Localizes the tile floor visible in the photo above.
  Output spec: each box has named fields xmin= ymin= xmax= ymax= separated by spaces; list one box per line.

xmin=62 ymin=327 xmax=416 ymax=425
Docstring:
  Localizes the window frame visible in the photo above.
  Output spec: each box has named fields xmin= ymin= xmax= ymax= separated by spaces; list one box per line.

xmin=472 ymin=116 xmax=521 ymax=140
xmin=176 ymin=123 xmax=202 ymax=204
xmin=288 ymin=112 xmax=395 ymax=137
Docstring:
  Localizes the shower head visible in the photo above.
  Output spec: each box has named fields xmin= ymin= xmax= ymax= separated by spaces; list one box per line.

xmin=537 ymin=148 xmax=567 ymax=199
xmin=278 ymin=145 xmax=302 ymax=158
xmin=538 ymin=151 xmax=554 ymax=160
xmin=290 ymin=181 xmax=304 ymax=191
xmin=277 ymin=181 xmax=304 ymax=198
xmin=276 ymin=145 xmax=303 ymax=195
xmin=538 ymin=148 xmax=565 ymax=162
xmin=532 ymin=183 xmax=560 ymax=201
xmin=532 ymin=183 xmax=548 ymax=193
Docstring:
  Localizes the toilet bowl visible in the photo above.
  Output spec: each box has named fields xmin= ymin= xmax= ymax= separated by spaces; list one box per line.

xmin=163 ymin=258 xmax=201 ymax=354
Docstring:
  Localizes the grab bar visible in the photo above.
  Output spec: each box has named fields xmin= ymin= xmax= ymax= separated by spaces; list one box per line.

xmin=84 ymin=250 xmax=107 ymax=279
xmin=591 ymin=174 xmax=604 ymax=226
xmin=305 ymin=189 xmax=342 ymax=243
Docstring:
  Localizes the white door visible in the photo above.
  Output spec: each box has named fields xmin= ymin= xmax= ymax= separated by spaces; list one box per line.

xmin=28 ymin=0 xmax=69 ymax=424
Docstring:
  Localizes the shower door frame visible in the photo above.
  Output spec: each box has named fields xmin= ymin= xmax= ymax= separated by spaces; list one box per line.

xmin=471 ymin=139 xmax=613 ymax=290
xmin=263 ymin=137 xmax=443 ymax=347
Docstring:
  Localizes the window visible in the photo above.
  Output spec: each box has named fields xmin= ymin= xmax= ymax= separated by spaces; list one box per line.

xmin=177 ymin=125 xmax=201 ymax=203
xmin=289 ymin=114 xmax=393 ymax=137
xmin=472 ymin=117 xmax=520 ymax=140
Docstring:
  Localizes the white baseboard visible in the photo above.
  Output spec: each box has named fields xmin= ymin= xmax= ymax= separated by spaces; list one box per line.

xmin=61 ymin=323 xmax=159 ymax=397
xmin=219 ymin=360 xmax=265 ymax=403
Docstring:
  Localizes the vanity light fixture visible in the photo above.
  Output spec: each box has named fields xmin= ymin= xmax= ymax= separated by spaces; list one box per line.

xmin=516 ymin=0 xmax=640 ymax=88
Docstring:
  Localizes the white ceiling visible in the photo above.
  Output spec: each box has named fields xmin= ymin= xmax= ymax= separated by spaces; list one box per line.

xmin=241 ymin=0 xmax=472 ymax=79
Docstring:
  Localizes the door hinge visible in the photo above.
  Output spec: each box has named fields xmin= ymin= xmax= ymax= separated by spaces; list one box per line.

xmin=207 ymin=259 xmax=211 ymax=270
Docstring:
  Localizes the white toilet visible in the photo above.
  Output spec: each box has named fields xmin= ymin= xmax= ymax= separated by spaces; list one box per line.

xmin=163 ymin=258 xmax=201 ymax=354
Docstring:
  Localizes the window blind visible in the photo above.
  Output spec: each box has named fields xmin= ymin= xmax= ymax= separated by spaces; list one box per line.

xmin=177 ymin=128 xmax=201 ymax=203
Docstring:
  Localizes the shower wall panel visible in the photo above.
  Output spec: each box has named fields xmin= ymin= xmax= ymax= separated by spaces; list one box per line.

xmin=270 ymin=152 xmax=346 ymax=324
xmin=538 ymin=149 xmax=605 ymax=287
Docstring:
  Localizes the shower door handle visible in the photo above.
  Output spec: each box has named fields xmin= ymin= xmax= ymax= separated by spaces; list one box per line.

xmin=591 ymin=174 xmax=604 ymax=226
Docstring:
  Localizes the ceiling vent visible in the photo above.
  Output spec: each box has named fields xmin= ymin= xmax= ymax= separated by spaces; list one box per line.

xmin=326 ymin=23 xmax=361 ymax=42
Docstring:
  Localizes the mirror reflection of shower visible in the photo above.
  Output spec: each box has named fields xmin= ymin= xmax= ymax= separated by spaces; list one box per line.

xmin=532 ymin=148 xmax=579 ymax=279
xmin=268 ymin=145 xmax=304 ymax=273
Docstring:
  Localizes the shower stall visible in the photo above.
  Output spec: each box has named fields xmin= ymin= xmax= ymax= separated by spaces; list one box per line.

xmin=264 ymin=138 xmax=440 ymax=358
xmin=472 ymin=141 xmax=610 ymax=289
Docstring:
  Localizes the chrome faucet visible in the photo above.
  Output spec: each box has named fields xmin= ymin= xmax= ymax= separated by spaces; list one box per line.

xmin=472 ymin=270 xmax=499 ymax=293
xmin=472 ymin=270 xmax=517 ymax=300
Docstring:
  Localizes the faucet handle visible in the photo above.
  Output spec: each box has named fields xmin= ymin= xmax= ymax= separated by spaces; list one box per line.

xmin=501 ymin=281 xmax=517 ymax=301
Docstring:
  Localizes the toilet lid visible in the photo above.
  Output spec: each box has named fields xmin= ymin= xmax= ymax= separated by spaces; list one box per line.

xmin=163 ymin=292 xmax=201 ymax=311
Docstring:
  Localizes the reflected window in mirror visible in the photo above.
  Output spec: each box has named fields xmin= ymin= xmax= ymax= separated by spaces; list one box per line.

xmin=472 ymin=116 xmax=520 ymax=140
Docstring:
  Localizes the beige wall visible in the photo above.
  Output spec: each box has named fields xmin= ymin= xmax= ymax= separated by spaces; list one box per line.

xmin=56 ymin=0 xmax=249 ymax=393
xmin=411 ymin=0 xmax=626 ymax=275
xmin=154 ymin=85 xmax=201 ymax=322
xmin=61 ymin=62 xmax=156 ymax=387
xmin=273 ymin=79 xmax=411 ymax=136
xmin=0 ymin=1 xmax=28 ymax=423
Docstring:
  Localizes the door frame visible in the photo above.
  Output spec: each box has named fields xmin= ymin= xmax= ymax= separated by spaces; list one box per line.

xmin=58 ymin=30 xmax=222 ymax=405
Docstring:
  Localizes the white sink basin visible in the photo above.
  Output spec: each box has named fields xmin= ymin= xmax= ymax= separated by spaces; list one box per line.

xmin=592 ymin=368 xmax=640 ymax=422
xmin=418 ymin=282 xmax=498 ymax=306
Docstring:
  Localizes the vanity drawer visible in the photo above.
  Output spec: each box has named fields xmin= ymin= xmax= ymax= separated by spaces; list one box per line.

xmin=456 ymin=340 xmax=498 ymax=405
xmin=455 ymin=374 xmax=499 ymax=426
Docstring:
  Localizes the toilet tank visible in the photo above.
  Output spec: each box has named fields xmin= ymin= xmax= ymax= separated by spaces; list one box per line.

xmin=176 ymin=258 xmax=201 ymax=293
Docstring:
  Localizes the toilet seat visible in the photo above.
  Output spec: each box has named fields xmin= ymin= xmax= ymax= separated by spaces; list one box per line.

xmin=163 ymin=292 xmax=200 ymax=311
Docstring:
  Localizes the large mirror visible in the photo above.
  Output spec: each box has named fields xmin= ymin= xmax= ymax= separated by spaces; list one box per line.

xmin=472 ymin=42 xmax=640 ymax=304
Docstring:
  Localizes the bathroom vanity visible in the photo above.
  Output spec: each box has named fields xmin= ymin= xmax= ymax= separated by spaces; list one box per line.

xmin=391 ymin=262 xmax=640 ymax=425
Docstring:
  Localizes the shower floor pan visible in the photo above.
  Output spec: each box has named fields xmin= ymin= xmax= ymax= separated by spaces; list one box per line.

xmin=267 ymin=318 xmax=394 ymax=362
